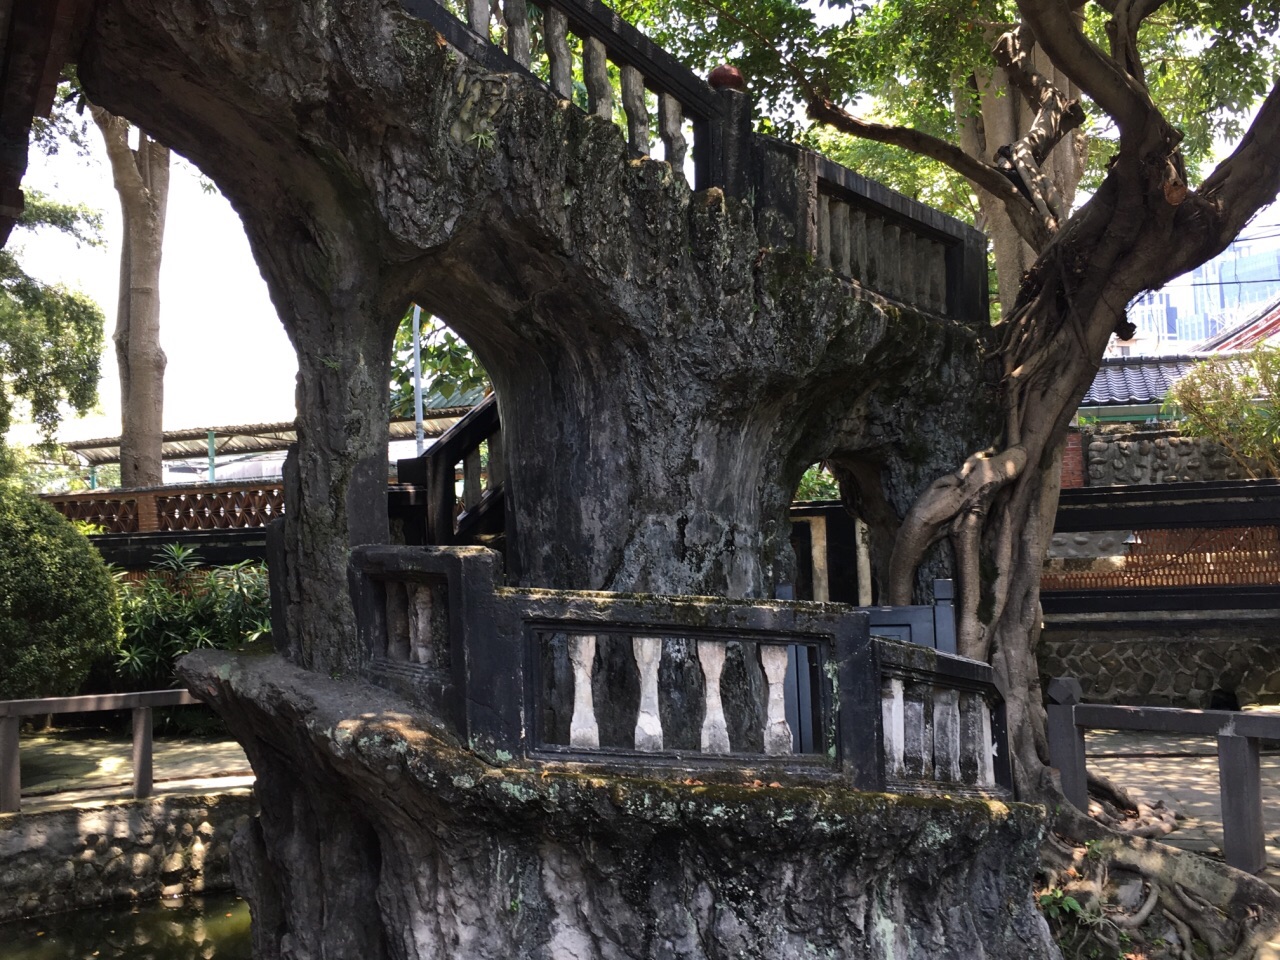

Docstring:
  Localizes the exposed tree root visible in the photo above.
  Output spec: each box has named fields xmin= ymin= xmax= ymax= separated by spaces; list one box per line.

xmin=1034 ymin=778 xmax=1280 ymax=960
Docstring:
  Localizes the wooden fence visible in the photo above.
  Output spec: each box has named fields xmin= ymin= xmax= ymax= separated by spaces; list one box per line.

xmin=0 ymin=689 xmax=201 ymax=814
xmin=1047 ymin=678 xmax=1276 ymax=874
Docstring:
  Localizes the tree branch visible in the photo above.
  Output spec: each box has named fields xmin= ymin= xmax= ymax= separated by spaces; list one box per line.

xmin=1107 ymin=0 xmax=1170 ymax=84
xmin=89 ymin=103 xmax=149 ymax=204
xmin=885 ymin=446 xmax=1027 ymax=606
xmin=1149 ymin=81 xmax=1280 ymax=286
xmin=807 ymin=98 xmax=1052 ymax=249
xmin=1016 ymin=0 xmax=1171 ymax=145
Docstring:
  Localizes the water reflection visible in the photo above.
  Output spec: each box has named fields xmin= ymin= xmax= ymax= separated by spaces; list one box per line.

xmin=0 ymin=892 xmax=251 ymax=960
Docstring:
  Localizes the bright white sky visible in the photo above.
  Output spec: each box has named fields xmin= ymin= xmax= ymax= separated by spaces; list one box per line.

xmin=10 ymin=133 xmax=298 ymax=448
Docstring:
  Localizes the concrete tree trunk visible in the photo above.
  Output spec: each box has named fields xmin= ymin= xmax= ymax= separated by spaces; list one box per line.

xmin=78 ymin=0 xmax=988 ymax=668
xmin=91 ymin=106 xmax=169 ymax=489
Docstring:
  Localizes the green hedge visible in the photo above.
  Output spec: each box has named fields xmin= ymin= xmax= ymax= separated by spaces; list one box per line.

xmin=0 ymin=488 xmax=121 ymax=699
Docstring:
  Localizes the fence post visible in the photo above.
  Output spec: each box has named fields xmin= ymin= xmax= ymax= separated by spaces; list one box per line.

xmin=1218 ymin=733 xmax=1265 ymax=874
xmin=0 ymin=715 xmax=19 ymax=813
xmin=932 ymin=579 xmax=956 ymax=655
xmin=132 ymin=706 xmax=154 ymax=800
xmin=1046 ymin=677 xmax=1087 ymax=811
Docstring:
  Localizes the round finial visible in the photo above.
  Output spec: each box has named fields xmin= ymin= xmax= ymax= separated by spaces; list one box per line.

xmin=708 ymin=64 xmax=746 ymax=92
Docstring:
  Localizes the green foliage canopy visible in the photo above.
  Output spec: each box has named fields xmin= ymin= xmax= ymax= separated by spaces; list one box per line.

xmin=389 ymin=309 xmax=489 ymax=416
xmin=622 ymin=0 xmax=1280 ymax=197
xmin=0 ymin=487 xmax=121 ymax=699
xmin=0 ymin=191 xmax=105 ymax=478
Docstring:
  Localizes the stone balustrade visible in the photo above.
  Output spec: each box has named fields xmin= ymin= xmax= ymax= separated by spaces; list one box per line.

xmin=397 ymin=0 xmax=989 ymax=323
xmin=350 ymin=544 xmax=1013 ymax=797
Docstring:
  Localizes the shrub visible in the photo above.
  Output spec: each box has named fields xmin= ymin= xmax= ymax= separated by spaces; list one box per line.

xmin=1166 ymin=344 xmax=1279 ymax=479
xmin=115 ymin=544 xmax=271 ymax=689
xmin=0 ymin=487 xmax=122 ymax=699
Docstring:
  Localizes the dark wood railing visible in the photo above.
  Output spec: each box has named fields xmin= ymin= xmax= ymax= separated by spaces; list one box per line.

xmin=350 ymin=544 xmax=1012 ymax=797
xmin=1047 ymin=677 xmax=1276 ymax=874
xmin=397 ymin=394 xmax=503 ymax=545
xmin=0 ymin=689 xmax=201 ymax=814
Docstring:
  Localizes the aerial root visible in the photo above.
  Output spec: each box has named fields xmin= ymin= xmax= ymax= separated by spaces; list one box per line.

xmin=1037 ymin=789 xmax=1280 ymax=959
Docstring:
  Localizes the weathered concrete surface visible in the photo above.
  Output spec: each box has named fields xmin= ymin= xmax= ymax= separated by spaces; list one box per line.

xmin=78 ymin=0 xmax=993 ymax=674
xmin=182 ymin=649 xmax=1056 ymax=960
xmin=0 ymin=790 xmax=254 ymax=921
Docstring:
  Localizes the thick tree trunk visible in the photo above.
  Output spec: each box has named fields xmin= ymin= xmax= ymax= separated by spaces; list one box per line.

xmin=91 ymin=107 xmax=169 ymax=489
xmin=279 ymin=308 xmax=395 ymax=675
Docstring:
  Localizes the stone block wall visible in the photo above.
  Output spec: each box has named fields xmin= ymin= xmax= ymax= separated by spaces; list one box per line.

xmin=1038 ymin=618 xmax=1280 ymax=708
xmin=1081 ymin=427 xmax=1247 ymax=486
xmin=0 ymin=790 xmax=254 ymax=921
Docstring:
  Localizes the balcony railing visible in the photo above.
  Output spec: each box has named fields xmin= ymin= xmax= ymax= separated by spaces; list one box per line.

xmin=350 ymin=544 xmax=1013 ymax=797
xmin=397 ymin=0 xmax=988 ymax=323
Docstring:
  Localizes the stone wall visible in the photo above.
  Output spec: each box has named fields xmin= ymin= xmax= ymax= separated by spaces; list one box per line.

xmin=1082 ymin=427 xmax=1247 ymax=486
xmin=0 ymin=790 xmax=254 ymax=922
xmin=1038 ymin=614 xmax=1280 ymax=708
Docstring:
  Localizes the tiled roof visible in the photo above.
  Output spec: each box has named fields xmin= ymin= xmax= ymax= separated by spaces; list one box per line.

xmin=1196 ymin=294 xmax=1280 ymax=352
xmin=1082 ymin=355 xmax=1204 ymax=407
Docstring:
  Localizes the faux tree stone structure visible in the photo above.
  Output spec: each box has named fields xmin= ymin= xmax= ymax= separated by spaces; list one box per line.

xmin=74 ymin=1 xmax=1055 ymax=956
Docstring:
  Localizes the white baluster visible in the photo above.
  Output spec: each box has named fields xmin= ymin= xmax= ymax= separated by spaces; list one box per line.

xmin=816 ymin=194 xmax=832 ymax=270
xmin=410 ymin=584 xmax=433 ymax=665
xmin=932 ymin=688 xmax=961 ymax=782
xmin=632 ymin=636 xmax=663 ymax=751
xmin=697 ymin=641 xmax=730 ymax=753
xmin=759 ymin=645 xmax=793 ymax=756
xmin=979 ymin=699 xmax=996 ymax=786
xmin=569 ymin=634 xmax=599 ymax=748
xmin=545 ymin=8 xmax=572 ymax=99
xmin=658 ymin=94 xmax=686 ymax=171
xmin=881 ymin=677 xmax=905 ymax=777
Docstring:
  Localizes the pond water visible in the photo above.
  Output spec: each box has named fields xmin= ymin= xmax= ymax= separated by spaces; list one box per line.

xmin=0 ymin=892 xmax=251 ymax=960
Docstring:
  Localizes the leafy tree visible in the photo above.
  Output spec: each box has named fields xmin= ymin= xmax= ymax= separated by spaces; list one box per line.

xmin=1166 ymin=345 xmax=1279 ymax=479
xmin=70 ymin=1 xmax=1280 ymax=951
xmin=0 ymin=486 xmax=121 ymax=699
xmin=389 ymin=310 xmax=489 ymax=416
xmin=793 ymin=462 xmax=840 ymax=500
xmin=89 ymin=101 xmax=170 ymax=488
xmin=0 ymin=191 xmax=105 ymax=480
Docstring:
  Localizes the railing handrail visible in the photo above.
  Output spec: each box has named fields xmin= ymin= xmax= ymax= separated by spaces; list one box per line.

xmin=0 ymin=688 xmax=205 ymax=814
xmin=0 ymin=689 xmax=198 ymax=718
xmin=1046 ymin=676 xmax=1272 ymax=874
xmin=351 ymin=544 xmax=1012 ymax=798
xmin=1070 ymin=702 xmax=1280 ymax=739
xmin=394 ymin=0 xmax=983 ymax=321
xmin=420 ymin=393 xmax=499 ymax=471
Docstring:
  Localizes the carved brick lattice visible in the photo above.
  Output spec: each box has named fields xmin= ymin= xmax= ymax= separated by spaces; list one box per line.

xmin=49 ymin=497 xmax=139 ymax=534
xmin=156 ymin=485 xmax=286 ymax=531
